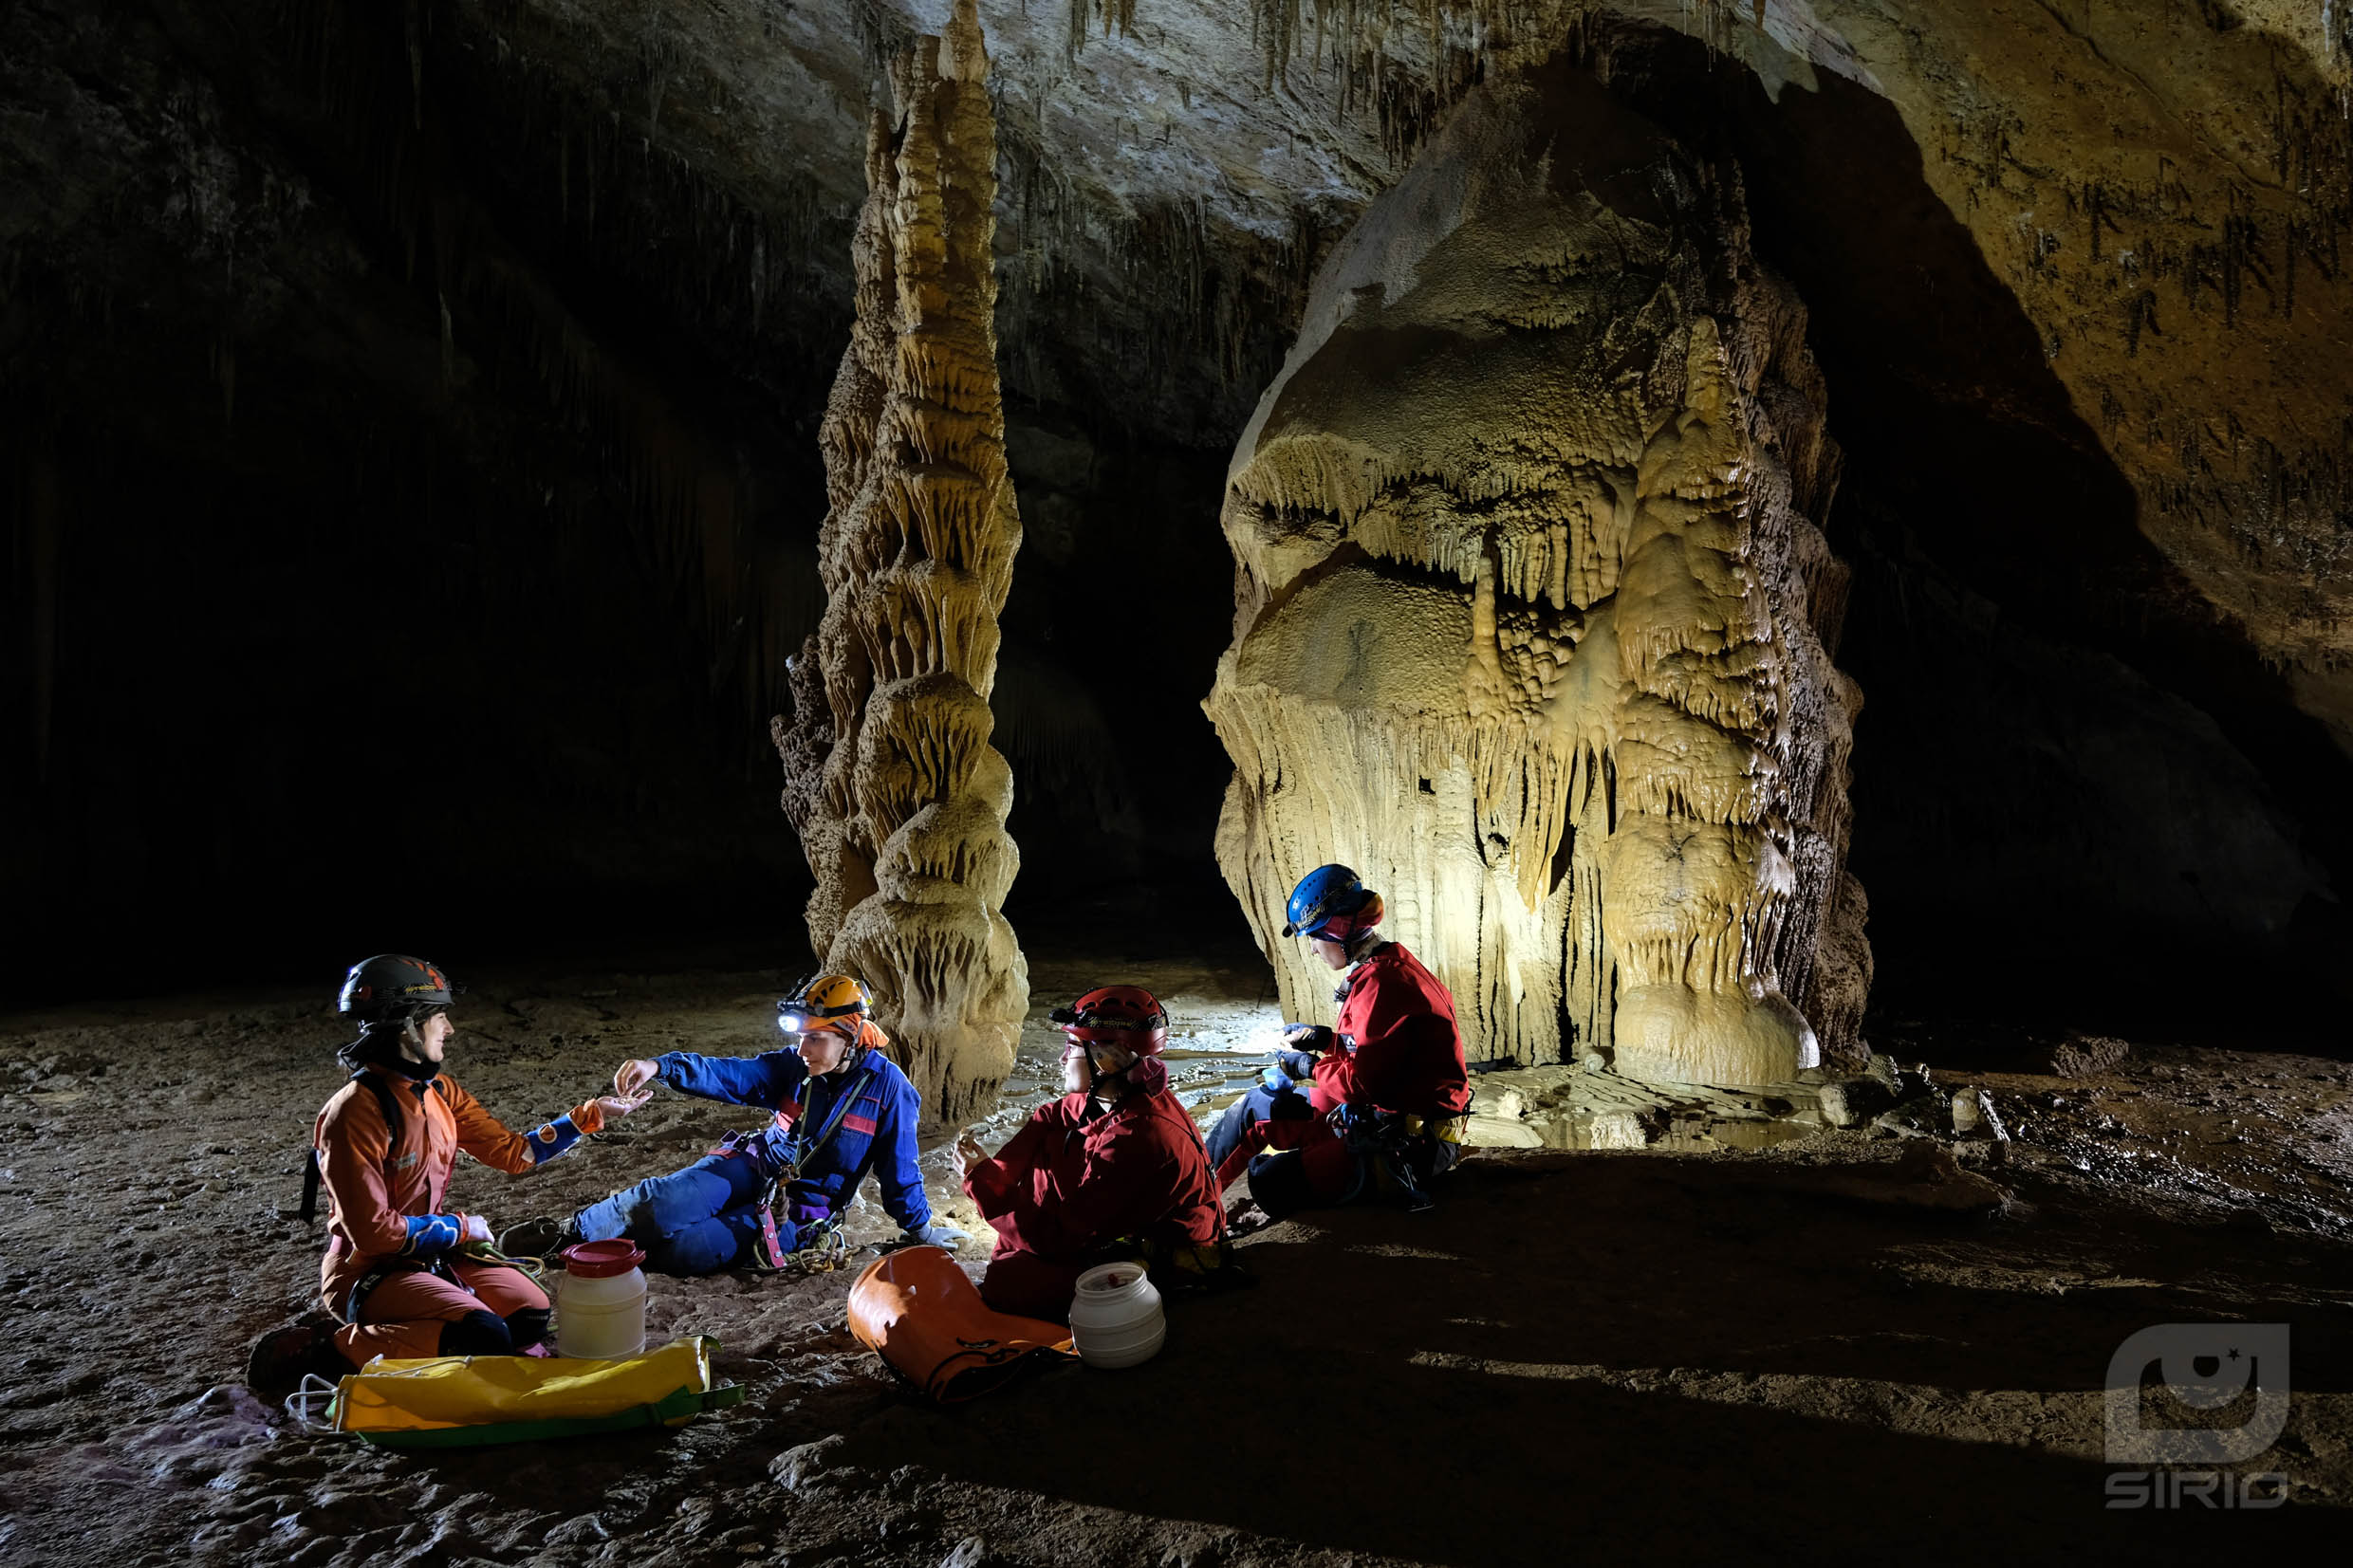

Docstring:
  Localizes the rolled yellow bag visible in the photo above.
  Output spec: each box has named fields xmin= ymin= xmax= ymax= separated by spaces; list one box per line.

xmin=321 ymin=1335 xmax=742 ymax=1447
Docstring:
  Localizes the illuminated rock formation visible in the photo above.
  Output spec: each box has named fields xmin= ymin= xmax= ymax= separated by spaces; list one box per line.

xmin=775 ymin=0 xmax=1028 ymax=1123
xmin=1207 ymin=56 xmax=1867 ymax=1086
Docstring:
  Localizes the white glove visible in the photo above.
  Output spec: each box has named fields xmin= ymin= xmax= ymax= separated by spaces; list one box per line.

xmin=459 ymin=1214 xmax=494 ymax=1245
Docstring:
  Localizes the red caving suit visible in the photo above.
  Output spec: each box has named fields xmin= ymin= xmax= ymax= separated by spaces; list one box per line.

xmin=964 ymin=1079 xmax=1223 ymax=1321
xmin=1217 ymin=941 xmax=1473 ymax=1198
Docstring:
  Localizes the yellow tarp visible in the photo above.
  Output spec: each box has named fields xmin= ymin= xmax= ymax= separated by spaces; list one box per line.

xmin=332 ymin=1336 xmax=737 ymax=1445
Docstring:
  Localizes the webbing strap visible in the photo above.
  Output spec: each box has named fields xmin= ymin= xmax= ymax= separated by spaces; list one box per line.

xmin=750 ymin=1056 xmax=877 ymax=1267
xmin=296 ymin=1071 xmax=410 ymax=1224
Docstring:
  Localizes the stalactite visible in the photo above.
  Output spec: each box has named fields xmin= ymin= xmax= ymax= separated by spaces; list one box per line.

xmin=1207 ymin=53 xmax=1867 ymax=1086
xmin=779 ymin=0 xmax=1029 ymax=1127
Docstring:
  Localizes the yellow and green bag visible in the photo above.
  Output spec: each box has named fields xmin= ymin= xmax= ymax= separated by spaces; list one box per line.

xmin=292 ymin=1335 xmax=744 ymax=1448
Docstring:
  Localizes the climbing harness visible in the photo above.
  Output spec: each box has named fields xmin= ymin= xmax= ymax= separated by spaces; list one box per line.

xmin=712 ymin=1050 xmax=883 ymax=1271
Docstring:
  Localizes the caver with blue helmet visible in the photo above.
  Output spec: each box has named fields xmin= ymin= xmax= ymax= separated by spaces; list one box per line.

xmin=499 ymin=973 xmax=966 ymax=1272
xmin=1209 ymin=864 xmax=1472 ymax=1217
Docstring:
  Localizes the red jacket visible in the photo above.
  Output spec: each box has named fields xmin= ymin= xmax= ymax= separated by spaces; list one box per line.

xmin=1312 ymin=941 xmax=1472 ymax=1118
xmin=965 ymin=1085 xmax=1222 ymax=1263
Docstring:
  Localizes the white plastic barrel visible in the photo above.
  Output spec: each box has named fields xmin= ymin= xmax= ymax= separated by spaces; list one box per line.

xmin=553 ymin=1241 xmax=647 ymax=1358
xmin=1068 ymin=1262 xmax=1164 ymax=1369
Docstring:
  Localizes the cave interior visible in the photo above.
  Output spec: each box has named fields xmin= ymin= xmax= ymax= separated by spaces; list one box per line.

xmin=6 ymin=0 xmax=2353 ymax=1559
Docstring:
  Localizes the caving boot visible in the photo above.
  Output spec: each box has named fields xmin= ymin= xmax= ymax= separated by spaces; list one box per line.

xmin=246 ymin=1323 xmax=356 ymax=1402
xmin=496 ymin=1213 xmax=579 ymax=1260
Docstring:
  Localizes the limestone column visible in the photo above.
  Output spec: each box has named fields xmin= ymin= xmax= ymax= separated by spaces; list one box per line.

xmin=1205 ymin=49 xmax=1868 ymax=1086
xmin=773 ymin=0 xmax=1028 ymax=1124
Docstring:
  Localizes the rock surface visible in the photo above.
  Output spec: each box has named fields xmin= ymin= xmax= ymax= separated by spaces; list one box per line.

xmin=5 ymin=961 xmax=2352 ymax=1563
xmin=1205 ymin=52 xmax=1865 ymax=1084
xmin=777 ymin=0 xmax=1030 ymax=1123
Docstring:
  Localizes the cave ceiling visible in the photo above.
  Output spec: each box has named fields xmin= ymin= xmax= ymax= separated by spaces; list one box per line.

xmin=9 ymin=0 xmax=2353 ymax=753
xmin=476 ymin=0 xmax=2353 ymax=700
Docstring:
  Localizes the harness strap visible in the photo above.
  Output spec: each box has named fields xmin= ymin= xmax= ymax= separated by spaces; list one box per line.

xmin=296 ymin=1071 xmax=411 ymax=1224
xmin=745 ymin=1056 xmax=879 ymax=1269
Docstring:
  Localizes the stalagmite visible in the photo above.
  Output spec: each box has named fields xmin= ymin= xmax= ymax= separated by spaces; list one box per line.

xmin=774 ymin=0 xmax=1028 ymax=1124
xmin=1206 ymin=53 xmax=1869 ymax=1087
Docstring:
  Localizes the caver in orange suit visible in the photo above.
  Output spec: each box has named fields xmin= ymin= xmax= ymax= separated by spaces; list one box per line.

xmin=316 ymin=1068 xmax=609 ymax=1363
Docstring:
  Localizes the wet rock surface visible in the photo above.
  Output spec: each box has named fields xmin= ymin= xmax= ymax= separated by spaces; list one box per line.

xmin=2 ymin=960 xmax=2349 ymax=1563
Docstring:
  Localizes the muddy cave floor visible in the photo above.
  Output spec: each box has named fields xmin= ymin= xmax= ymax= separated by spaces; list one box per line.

xmin=3 ymin=949 xmax=2351 ymax=1567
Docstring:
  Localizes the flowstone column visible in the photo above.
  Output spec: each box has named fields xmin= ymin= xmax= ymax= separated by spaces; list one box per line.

xmin=772 ymin=0 xmax=1027 ymax=1124
xmin=1205 ymin=53 xmax=1868 ymax=1087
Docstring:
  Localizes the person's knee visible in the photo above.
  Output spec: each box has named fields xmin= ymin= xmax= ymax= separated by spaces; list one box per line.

xmin=438 ymin=1309 xmax=514 ymax=1356
xmin=646 ymin=1224 xmax=748 ymax=1277
xmin=1248 ymin=1150 xmax=1318 ymax=1218
xmin=504 ymin=1306 xmax=551 ymax=1351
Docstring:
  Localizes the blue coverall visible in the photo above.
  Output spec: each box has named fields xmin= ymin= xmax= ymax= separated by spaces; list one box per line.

xmin=575 ymin=1042 xmax=932 ymax=1274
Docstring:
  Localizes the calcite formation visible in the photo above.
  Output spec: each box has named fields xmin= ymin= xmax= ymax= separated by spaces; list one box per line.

xmin=1207 ymin=54 xmax=1868 ymax=1086
xmin=774 ymin=0 xmax=1028 ymax=1124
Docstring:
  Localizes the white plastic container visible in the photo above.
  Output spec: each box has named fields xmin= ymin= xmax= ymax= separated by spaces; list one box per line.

xmin=553 ymin=1240 xmax=647 ymax=1358
xmin=1069 ymin=1262 xmax=1164 ymax=1369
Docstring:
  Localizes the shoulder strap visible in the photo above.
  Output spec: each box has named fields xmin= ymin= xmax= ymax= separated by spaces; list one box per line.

xmin=790 ymin=1057 xmax=882 ymax=1168
xmin=296 ymin=1071 xmax=408 ymax=1224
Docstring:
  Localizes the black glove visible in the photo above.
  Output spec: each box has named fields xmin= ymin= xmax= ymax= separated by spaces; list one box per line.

xmin=1282 ymin=1024 xmax=1334 ymax=1055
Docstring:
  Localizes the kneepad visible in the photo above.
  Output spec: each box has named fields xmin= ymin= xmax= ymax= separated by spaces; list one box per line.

xmin=437 ymin=1308 xmax=515 ymax=1357
xmin=504 ymin=1306 xmax=552 ymax=1351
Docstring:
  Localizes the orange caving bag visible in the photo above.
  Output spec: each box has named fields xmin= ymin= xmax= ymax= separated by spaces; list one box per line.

xmin=848 ymin=1245 xmax=1076 ymax=1403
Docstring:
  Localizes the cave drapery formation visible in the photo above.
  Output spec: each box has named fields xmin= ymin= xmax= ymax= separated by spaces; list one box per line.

xmin=774 ymin=0 xmax=1029 ymax=1124
xmin=1208 ymin=54 xmax=1868 ymax=1086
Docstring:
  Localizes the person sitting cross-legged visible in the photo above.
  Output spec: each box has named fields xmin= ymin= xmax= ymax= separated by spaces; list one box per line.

xmin=500 ymin=974 xmax=965 ymax=1273
xmin=1210 ymin=864 xmax=1473 ymax=1219
xmin=957 ymin=985 xmax=1230 ymax=1321
xmin=247 ymin=953 xmax=646 ymax=1398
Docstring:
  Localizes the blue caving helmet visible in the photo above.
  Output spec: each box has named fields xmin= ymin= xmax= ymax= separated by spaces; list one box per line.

xmin=1282 ymin=863 xmax=1375 ymax=939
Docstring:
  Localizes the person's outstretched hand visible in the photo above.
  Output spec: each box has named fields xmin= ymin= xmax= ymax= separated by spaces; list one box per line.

xmin=594 ymin=1088 xmax=653 ymax=1120
xmin=613 ymin=1059 xmax=660 ymax=1098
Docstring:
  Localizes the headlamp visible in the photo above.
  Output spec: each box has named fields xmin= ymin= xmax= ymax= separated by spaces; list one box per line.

xmin=778 ymin=1010 xmax=807 ymax=1035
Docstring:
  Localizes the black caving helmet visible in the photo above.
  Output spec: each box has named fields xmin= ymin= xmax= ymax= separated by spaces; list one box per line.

xmin=338 ymin=954 xmax=462 ymax=1024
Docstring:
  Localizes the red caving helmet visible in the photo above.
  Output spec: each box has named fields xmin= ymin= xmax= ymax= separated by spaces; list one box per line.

xmin=1048 ymin=985 xmax=1169 ymax=1057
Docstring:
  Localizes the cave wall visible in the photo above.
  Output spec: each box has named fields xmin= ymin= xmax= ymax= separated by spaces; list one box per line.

xmin=1 ymin=0 xmax=835 ymax=1004
xmin=1207 ymin=55 xmax=1867 ymax=1083
xmin=9 ymin=0 xmax=2347 ymax=1032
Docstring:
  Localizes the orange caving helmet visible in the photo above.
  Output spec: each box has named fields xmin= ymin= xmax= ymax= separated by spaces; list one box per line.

xmin=1049 ymin=986 xmax=1170 ymax=1058
xmin=778 ymin=973 xmax=872 ymax=1038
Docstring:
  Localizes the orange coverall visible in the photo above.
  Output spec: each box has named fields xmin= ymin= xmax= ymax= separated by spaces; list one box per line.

xmin=314 ymin=1071 xmax=604 ymax=1362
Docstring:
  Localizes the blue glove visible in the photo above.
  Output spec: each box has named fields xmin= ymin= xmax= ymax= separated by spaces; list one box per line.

xmin=1277 ymin=1049 xmax=1321 ymax=1079
xmin=902 ymin=1222 xmax=968 ymax=1251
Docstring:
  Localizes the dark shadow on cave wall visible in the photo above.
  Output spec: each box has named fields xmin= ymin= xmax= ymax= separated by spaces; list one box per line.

xmin=1 ymin=0 xmax=826 ymax=1008
xmin=0 ymin=0 xmax=1256 ymax=1010
xmin=1599 ymin=28 xmax=2352 ymax=1035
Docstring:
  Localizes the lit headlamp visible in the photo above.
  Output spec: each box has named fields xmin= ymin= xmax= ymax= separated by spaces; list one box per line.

xmin=777 ymin=1009 xmax=808 ymax=1035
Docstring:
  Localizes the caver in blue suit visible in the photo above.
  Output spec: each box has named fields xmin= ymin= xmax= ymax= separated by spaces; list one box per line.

xmin=574 ymin=1024 xmax=954 ymax=1273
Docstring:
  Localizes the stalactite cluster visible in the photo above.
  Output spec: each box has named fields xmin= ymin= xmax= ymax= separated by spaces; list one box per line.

xmin=1207 ymin=55 xmax=1868 ymax=1086
xmin=778 ymin=0 xmax=1029 ymax=1126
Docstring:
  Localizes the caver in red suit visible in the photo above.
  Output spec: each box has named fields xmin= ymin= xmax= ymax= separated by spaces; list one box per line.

xmin=961 ymin=986 xmax=1225 ymax=1321
xmin=1210 ymin=865 xmax=1471 ymax=1214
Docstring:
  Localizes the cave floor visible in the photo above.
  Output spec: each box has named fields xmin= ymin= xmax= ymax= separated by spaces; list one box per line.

xmin=3 ymin=953 xmax=2349 ymax=1566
